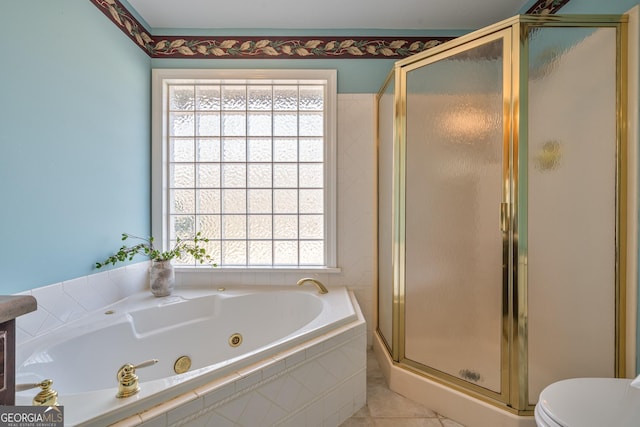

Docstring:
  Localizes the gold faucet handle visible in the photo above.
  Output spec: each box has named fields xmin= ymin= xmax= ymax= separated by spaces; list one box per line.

xmin=116 ymin=359 xmax=158 ymax=398
xmin=134 ymin=359 xmax=159 ymax=370
xmin=16 ymin=379 xmax=58 ymax=406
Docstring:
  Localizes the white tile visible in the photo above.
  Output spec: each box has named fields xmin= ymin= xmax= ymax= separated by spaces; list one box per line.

xmin=88 ymin=269 xmax=122 ymax=304
xmin=16 ymin=306 xmax=49 ymax=337
xmin=167 ymin=394 xmax=204 ymax=424
xmin=32 ymin=282 xmax=85 ymax=323
xmin=236 ymin=392 xmax=276 ymax=427
xmin=235 ymin=370 xmax=262 ymax=391
xmin=216 ymin=392 xmax=251 ymax=422
xmin=201 ymin=411 xmax=236 ymax=427
xmin=261 ymin=358 xmax=285 ymax=379
xmin=63 ymin=275 xmax=107 ymax=312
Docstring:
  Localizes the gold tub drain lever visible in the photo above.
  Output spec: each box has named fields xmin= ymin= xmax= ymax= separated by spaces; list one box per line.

xmin=116 ymin=358 xmax=158 ymax=398
xmin=16 ymin=379 xmax=59 ymax=406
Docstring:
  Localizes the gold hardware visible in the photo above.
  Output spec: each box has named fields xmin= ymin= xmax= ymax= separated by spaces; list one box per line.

xmin=16 ymin=379 xmax=58 ymax=406
xmin=174 ymin=356 xmax=192 ymax=374
xmin=228 ymin=333 xmax=243 ymax=347
xmin=500 ymin=202 xmax=509 ymax=232
xmin=116 ymin=359 xmax=158 ymax=398
xmin=296 ymin=278 xmax=328 ymax=294
xmin=104 ymin=310 xmax=115 ymax=315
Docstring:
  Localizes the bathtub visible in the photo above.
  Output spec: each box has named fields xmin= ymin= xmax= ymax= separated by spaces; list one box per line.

xmin=15 ymin=285 xmax=366 ymax=426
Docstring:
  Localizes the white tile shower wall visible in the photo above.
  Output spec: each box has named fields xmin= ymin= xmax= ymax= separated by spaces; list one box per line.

xmin=109 ymin=299 xmax=367 ymax=427
xmin=14 ymin=262 xmax=149 ymax=344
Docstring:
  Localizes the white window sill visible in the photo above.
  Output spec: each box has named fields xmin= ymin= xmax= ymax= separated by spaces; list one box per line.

xmin=175 ymin=266 xmax=342 ymax=274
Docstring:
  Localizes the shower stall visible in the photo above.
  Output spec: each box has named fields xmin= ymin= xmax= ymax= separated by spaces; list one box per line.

xmin=376 ymin=14 xmax=631 ymax=422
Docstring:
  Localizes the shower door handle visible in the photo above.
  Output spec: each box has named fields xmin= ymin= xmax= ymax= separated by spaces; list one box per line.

xmin=500 ymin=202 xmax=509 ymax=232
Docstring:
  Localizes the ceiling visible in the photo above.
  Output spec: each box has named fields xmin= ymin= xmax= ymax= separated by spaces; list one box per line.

xmin=126 ymin=0 xmax=532 ymax=31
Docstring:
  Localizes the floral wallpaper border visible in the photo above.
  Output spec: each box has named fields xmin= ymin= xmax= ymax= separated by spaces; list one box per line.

xmin=89 ymin=0 xmax=569 ymax=59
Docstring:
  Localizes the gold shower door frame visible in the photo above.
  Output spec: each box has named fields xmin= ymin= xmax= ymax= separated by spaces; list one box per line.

xmin=377 ymin=14 xmax=628 ymax=414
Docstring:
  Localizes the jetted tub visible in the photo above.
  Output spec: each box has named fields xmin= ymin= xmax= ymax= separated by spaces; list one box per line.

xmin=15 ymin=285 xmax=366 ymax=426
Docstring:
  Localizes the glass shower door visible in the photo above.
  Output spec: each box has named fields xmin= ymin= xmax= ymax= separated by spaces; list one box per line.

xmin=401 ymin=32 xmax=509 ymax=396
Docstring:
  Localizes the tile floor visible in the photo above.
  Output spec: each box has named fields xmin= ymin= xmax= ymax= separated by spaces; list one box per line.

xmin=340 ymin=350 xmax=466 ymax=427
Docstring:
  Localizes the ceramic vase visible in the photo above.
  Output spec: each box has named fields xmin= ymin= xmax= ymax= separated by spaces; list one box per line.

xmin=149 ymin=260 xmax=174 ymax=297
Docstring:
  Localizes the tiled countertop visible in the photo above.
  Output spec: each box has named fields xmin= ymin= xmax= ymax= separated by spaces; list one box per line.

xmin=0 ymin=295 xmax=37 ymax=323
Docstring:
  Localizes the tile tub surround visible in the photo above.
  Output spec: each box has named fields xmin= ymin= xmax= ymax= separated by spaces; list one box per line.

xmin=14 ymin=269 xmax=366 ymax=426
xmin=109 ymin=295 xmax=366 ymax=427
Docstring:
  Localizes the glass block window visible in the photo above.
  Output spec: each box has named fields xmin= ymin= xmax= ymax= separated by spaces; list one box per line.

xmin=152 ymin=70 xmax=337 ymax=268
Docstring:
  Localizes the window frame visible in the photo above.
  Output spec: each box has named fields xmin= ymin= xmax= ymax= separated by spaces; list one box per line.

xmin=151 ymin=68 xmax=338 ymax=271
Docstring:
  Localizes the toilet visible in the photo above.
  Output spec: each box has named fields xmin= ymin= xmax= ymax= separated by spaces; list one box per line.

xmin=535 ymin=378 xmax=640 ymax=427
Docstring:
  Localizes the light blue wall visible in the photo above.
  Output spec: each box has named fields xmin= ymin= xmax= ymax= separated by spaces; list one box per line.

xmin=0 ymin=0 xmax=151 ymax=294
xmin=151 ymin=58 xmax=397 ymax=93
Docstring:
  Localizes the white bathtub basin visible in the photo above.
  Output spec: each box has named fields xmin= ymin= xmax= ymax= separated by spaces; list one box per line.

xmin=15 ymin=285 xmax=359 ymax=426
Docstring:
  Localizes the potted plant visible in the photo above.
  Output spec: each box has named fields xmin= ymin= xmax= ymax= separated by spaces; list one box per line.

xmin=96 ymin=232 xmax=215 ymax=297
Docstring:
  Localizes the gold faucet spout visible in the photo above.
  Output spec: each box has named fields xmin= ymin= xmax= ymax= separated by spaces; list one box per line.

xmin=297 ymin=278 xmax=328 ymax=294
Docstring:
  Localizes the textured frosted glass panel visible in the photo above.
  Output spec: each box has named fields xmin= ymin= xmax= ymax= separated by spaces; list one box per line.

xmin=170 ymin=189 xmax=195 ymax=214
xmin=300 ymin=215 xmax=323 ymax=239
xmin=299 ymin=138 xmax=323 ymax=162
xmin=197 ymin=164 xmax=220 ymax=188
xmin=222 ymin=86 xmax=246 ymax=110
xmin=196 ymin=189 xmax=220 ymax=214
xmin=196 ymin=112 xmax=221 ymax=136
xmin=222 ymin=189 xmax=246 ymax=214
xmin=299 ymin=86 xmax=324 ymax=110
xmin=274 ymin=164 xmax=297 ymax=187
xmin=196 ymin=85 xmax=221 ymax=110
xmin=274 ymin=113 xmax=298 ymax=136
xmin=248 ymin=189 xmax=272 ymax=213
xmin=170 ymin=215 xmax=195 ymax=240
xmin=299 ymin=112 xmax=323 ymax=136
xmin=274 ymin=241 xmax=298 ymax=265
xmin=196 ymin=139 xmax=220 ymax=162
xmin=170 ymin=86 xmax=194 ymax=110
xmin=299 ymin=164 xmax=323 ymax=188
xmin=273 ymin=86 xmax=298 ymax=110
xmin=300 ymin=241 xmax=323 ymax=265
xmin=170 ymin=113 xmax=194 ymax=136
xmin=222 ymin=113 xmax=246 ymax=136
xmin=248 ymin=215 xmax=272 ymax=239
xmin=222 ymin=240 xmax=247 ymax=265
xmin=248 ymin=164 xmax=272 ymax=188
xmin=223 ymin=216 xmax=246 ymax=239
xmin=404 ymin=37 xmax=504 ymax=394
xmin=377 ymin=76 xmax=395 ymax=349
xmin=248 ymin=138 xmax=272 ymax=162
xmin=526 ymin=26 xmax=617 ymax=405
xmin=170 ymin=138 xmax=194 ymax=162
xmin=247 ymin=112 xmax=272 ymax=136
xmin=274 ymin=189 xmax=297 ymax=213
xmin=222 ymin=139 xmax=246 ymax=162
xmin=274 ymin=138 xmax=298 ymax=162
xmin=248 ymin=86 xmax=273 ymax=110
xmin=222 ymin=164 xmax=246 ymax=188
xmin=274 ymin=215 xmax=298 ymax=239
xmin=299 ymin=189 xmax=323 ymax=213
xmin=170 ymin=164 xmax=194 ymax=187
xmin=197 ymin=215 xmax=221 ymax=239
xmin=249 ymin=241 xmax=272 ymax=265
